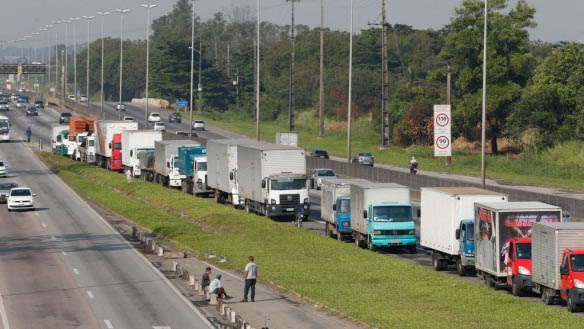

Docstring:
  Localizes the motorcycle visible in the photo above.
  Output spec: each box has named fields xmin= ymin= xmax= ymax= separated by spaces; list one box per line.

xmin=295 ymin=206 xmax=309 ymax=228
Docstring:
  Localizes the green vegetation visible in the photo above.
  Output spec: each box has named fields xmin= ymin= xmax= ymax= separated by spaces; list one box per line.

xmin=39 ymin=152 xmax=584 ymax=329
xmin=199 ymin=110 xmax=584 ymax=191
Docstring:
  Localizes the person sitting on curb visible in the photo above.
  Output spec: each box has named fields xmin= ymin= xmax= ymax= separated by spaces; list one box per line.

xmin=208 ymin=274 xmax=231 ymax=299
xmin=201 ymin=267 xmax=211 ymax=292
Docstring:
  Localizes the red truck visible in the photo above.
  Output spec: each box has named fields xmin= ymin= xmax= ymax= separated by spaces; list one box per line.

xmin=505 ymin=237 xmax=533 ymax=296
xmin=94 ymin=120 xmax=138 ymax=171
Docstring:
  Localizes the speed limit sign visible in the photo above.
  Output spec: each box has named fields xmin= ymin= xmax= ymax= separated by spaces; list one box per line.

xmin=434 ymin=105 xmax=451 ymax=156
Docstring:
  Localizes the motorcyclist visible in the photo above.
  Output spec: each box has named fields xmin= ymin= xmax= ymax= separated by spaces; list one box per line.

xmin=296 ymin=204 xmax=309 ymax=227
xmin=409 ymin=156 xmax=418 ymax=174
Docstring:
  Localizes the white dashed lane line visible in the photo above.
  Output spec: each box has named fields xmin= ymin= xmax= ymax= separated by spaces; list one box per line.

xmin=104 ymin=319 xmax=114 ymax=329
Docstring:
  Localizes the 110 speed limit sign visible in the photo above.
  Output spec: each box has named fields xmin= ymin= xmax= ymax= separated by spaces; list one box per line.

xmin=433 ymin=105 xmax=452 ymax=157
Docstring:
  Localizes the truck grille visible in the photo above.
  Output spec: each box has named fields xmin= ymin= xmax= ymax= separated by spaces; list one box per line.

xmin=378 ymin=230 xmax=412 ymax=236
xmin=279 ymin=194 xmax=300 ymax=206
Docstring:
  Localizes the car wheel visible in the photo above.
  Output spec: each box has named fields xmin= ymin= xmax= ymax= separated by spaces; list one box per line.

xmin=456 ymin=259 xmax=466 ymax=276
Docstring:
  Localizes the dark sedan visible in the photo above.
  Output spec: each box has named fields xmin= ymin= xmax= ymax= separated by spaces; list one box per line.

xmin=169 ymin=112 xmax=182 ymax=123
xmin=310 ymin=149 xmax=329 ymax=159
xmin=0 ymin=182 xmax=18 ymax=203
xmin=59 ymin=112 xmax=72 ymax=124
xmin=26 ymin=107 xmax=39 ymax=116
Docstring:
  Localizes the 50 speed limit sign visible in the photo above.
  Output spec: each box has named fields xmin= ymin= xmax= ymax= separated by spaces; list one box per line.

xmin=434 ymin=105 xmax=452 ymax=157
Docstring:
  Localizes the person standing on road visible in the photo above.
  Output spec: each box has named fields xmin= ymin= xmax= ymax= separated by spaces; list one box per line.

xmin=201 ymin=267 xmax=211 ymax=292
xmin=241 ymin=256 xmax=258 ymax=302
xmin=26 ymin=127 xmax=32 ymax=142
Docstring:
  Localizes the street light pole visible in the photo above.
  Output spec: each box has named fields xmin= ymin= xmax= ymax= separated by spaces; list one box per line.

xmin=83 ymin=16 xmax=94 ymax=106
xmin=62 ymin=19 xmax=71 ymax=98
xmin=97 ymin=12 xmax=110 ymax=119
xmin=256 ymin=0 xmax=260 ymax=141
xmin=116 ymin=9 xmax=130 ymax=120
xmin=481 ymin=0 xmax=488 ymax=189
xmin=71 ymin=17 xmax=80 ymax=100
xmin=346 ymin=0 xmax=353 ymax=164
xmin=141 ymin=3 xmax=157 ymax=129
xmin=189 ymin=0 xmax=196 ymax=136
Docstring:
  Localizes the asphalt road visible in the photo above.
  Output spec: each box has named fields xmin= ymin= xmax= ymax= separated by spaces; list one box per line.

xmin=0 ymin=105 xmax=213 ymax=328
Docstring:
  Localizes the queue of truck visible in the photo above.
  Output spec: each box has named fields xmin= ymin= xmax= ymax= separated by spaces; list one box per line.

xmin=49 ymin=116 xmax=584 ymax=313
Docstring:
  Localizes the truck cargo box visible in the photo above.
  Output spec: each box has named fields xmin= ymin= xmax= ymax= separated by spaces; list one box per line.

xmin=153 ymin=140 xmax=200 ymax=176
xmin=94 ymin=120 xmax=138 ymax=158
xmin=121 ymin=130 xmax=163 ymax=168
xmin=321 ymin=178 xmax=367 ymax=225
xmin=69 ymin=117 xmax=95 ymax=136
xmin=207 ymin=139 xmax=259 ymax=193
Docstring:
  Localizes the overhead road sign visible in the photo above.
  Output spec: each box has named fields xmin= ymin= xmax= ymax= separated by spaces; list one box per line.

xmin=0 ymin=64 xmax=47 ymax=75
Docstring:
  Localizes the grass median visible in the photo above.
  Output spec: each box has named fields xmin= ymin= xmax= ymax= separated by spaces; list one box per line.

xmin=40 ymin=152 xmax=584 ymax=329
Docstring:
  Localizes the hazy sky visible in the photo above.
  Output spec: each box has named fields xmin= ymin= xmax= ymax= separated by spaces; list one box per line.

xmin=1 ymin=0 xmax=583 ymax=47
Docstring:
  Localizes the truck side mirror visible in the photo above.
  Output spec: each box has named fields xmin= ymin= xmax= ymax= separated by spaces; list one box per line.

xmin=560 ymin=265 xmax=568 ymax=275
xmin=229 ymin=172 xmax=234 ymax=181
xmin=455 ymin=229 xmax=460 ymax=240
xmin=166 ymin=161 xmax=170 ymax=168
xmin=363 ymin=210 xmax=367 ymax=219
xmin=108 ymin=142 xmax=112 ymax=149
xmin=261 ymin=179 xmax=267 ymax=189
xmin=333 ymin=204 xmax=336 ymax=211
xmin=416 ymin=209 xmax=421 ymax=218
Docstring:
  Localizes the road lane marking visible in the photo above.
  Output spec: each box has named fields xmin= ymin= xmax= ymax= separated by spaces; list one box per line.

xmin=104 ymin=320 xmax=113 ymax=329
xmin=153 ymin=327 xmax=171 ymax=329
xmin=35 ymin=212 xmax=39 ymax=217
xmin=50 ymin=235 xmax=56 ymax=241
xmin=61 ymin=251 xmax=67 ymax=256
xmin=41 ymin=223 xmax=46 ymax=228
xmin=0 ymin=292 xmax=10 ymax=329
xmin=86 ymin=291 xmax=94 ymax=299
xmin=73 ymin=268 xmax=80 ymax=275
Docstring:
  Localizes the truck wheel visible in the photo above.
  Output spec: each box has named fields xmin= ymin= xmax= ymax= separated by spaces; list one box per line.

xmin=367 ymin=238 xmax=376 ymax=251
xmin=432 ymin=252 xmax=444 ymax=271
xmin=325 ymin=223 xmax=330 ymax=237
xmin=354 ymin=234 xmax=362 ymax=248
xmin=214 ymin=192 xmax=220 ymax=203
xmin=567 ymin=292 xmax=580 ymax=313
xmin=541 ymin=288 xmax=554 ymax=305
xmin=456 ymin=259 xmax=466 ymax=277
xmin=512 ymin=280 xmax=523 ymax=297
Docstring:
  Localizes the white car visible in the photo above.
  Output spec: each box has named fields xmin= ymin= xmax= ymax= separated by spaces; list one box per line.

xmin=67 ymin=95 xmax=75 ymax=101
xmin=7 ymin=187 xmax=36 ymax=212
xmin=0 ymin=160 xmax=6 ymax=177
xmin=310 ymin=168 xmax=336 ymax=190
xmin=193 ymin=120 xmax=205 ymax=131
xmin=148 ymin=113 xmax=161 ymax=123
xmin=80 ymin=95 xmax=88 ymax=102
xmin=123 ymin=116 xmax=135 ymax=122
xmin=153 ymin=122 xmax=166 ymax=131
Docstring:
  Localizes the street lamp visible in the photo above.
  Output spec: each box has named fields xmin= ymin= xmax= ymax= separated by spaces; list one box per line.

xmin=52 ymin=21 xmax=61 ymax=97
xmin=115 ymin=9 xmax=130 ymax=120
xmin=481 ymin=0 xmax=488 ymax=189
xmin=97 ymin=11 xmax=110 ymax=118
xmin=61 ymin=19 xmax=71 ymax=98
xmin=24 ymin=35 xmax=32 ymax=64
xmin=141 ymin=3 xmax=157 ymax=128
xmin=188 ymin=44 xmax=201 ymax=137
xmin=346 ymin=0 xmax=353 ymax=164
xmin=70 ymin=17 xmax=80 ymax=100
xmin=83 ymin=16 xmax=95 ymax=106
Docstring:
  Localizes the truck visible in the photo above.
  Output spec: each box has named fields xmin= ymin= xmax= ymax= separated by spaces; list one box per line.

xmin=351 ymin=182 xmax=416 ymax=253
xmin=236 ymin=143 xmax=309 ymax=218
xmin=531 ymin=222 xmax=584 ymax=312
xmin=474 ymin=202 xmax=562 ymax=289
xmin=51 ymin=125 xmax=69 ymax=153
xmin=320 ymin=178 xmax=367 ymax=241
xmin=505 ymin=237 xmax=533 ymax=296
xmin=121 ymin=130 xmax=162 ymax=177
xmin=176 ymin=145 xmax=213 ymax=196
xmin=66 ymin=117 xmax=95 ymax=161
xmin=420 ymin=187 xmax=507 ymax=276
xmin=275 ymin=132 xmax=298 ymax=146
xmin=150 ymin=140 xmax=200 ymax=188
xmin=94 ymin=120 xmax=138 ymax=171
xmin=207 ymin=138 xmax=259 ymax=207
xmin=77 ymin=135 xmax=96 ymax=164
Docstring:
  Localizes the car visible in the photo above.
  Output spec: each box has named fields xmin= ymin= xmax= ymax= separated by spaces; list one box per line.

xmin=59 ymin=112 xmax=72 ymax=124
xmin=0 ymin=160 xmax=6 ymax=177
xmin=153 ymin=122 xmax=166 ymax=131
xmin=79 ymin=95 xmax=88 ymax=102
xmin=16 ymin=98 xmax=27 ymax=108
xmin=123 ymin=116 xmax=135 ymax=122
xmin=0 ymin=182 xmax=18 ymax=203
xmin=310 ymin=168 xmax=336 ymax=190
xmin=175 ymin=131 xmax=192 ymax=136
xmin=351 ymin=152 xmax=374 ymax=166
xmin=193 ymin=120 xmax=205 ymax=131
xmin=310 ymin=149 xmax=329 ymax=159
xmin=26 ymin=107 xmax=39 ymax=116
xmin=7 ymin=187 xmax=36 ymax=211
xmin=116 ymin=103 xmax=126 ymax=111
xmin=34 ymin=100 xmax=45 ymax=109
xmin=0 ymin=101 xmax=8 ymax=111
xmin=168 ymin=112 xmax=182 ymax=123
xmin=67 ymin=94 xmax=75 ymax=101
xmin=10 ymin=94 xmax=19 ymax=101
xmin=148 ymin=113 xmax=161 ymax=123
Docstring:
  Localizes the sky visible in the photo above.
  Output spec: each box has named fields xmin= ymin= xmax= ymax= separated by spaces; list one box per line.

xmin=1 ymin=0 xmax=583 ymax=48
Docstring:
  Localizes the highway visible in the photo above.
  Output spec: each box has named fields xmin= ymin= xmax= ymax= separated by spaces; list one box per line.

xmin=0 ymin=105 xmax=213 ymax=328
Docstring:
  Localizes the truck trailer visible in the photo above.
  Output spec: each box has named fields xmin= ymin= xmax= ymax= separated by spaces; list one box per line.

xmin=351 ymin=182 xmax=416 ymax=253
xmin=236 ymin=143 xmax=309 ymax=218
xmin=148 ymin=140 xmax=200 ymax=188
xmin=121 ymin=130 xmax=162 ymax=177
xmin=94 ymin=120 xmax=138 ymax=171
xmin=474 ymin=202 xmax=562 ymax=288
xmin=420 ymin=187 xmax=507 ymax=276
xmin=320 ymin=178 xmax=367 ymax=241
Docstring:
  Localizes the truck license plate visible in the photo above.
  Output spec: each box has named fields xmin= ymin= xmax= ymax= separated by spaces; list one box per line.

xmin=390 ymin=240 xmax=402 ymax=245
xmin=286 ymin=208 xmax=295 ymax=212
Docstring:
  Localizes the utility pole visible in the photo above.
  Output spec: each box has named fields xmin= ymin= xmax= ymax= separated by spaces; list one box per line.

xmin=318 ymin=0 xmax=325 ymax=138
xmin=287 ymin=0 xmax=298 ymax=133
xmin=198 ymin=27 xmax=202 ymax=112
xmin=253 ymin=38 xmax=257 ymax=118
xmin=98 ymin=11 xmax=110 ymax=119
xmin=381 ymin=0 xmax=390 ymax=148
xmin=226 ymin=41 xmax=230 ymax=78
xmin=189 ymin=0 xmax=195 ymax=136
xmin=256 ymin=0 xmax=261 ymax=141
xmin=142 ymin=3 xmax=157 ymax=129
xmin=84 ymin=16 xmax=94 ymax=106
xmin=481 ymin=0 xmax=488 ymax=189
xmin=116 ymin=9 xmax=130 ymax=120
xmin=447 ymin=64 xmax=452 ymax=166
xmin=71 ymin=17 xmax=80 ymax=100
xmin=346 ymin=0 xmax=353 ymax=164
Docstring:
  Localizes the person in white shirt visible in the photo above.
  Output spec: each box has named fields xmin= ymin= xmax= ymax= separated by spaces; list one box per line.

xmin=208 ymin=274 xmax=231 ymax=299
xmin=241 ymin=256 xmax=258 ymax=302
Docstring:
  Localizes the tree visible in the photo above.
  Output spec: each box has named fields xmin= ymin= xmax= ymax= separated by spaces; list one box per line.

xmin=439 ymin=0 xmax=536 ymax=153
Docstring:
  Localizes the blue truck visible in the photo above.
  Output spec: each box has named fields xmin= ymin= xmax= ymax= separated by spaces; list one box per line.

xmin=320 ymin=178 xmax=367 ymax=241
xmin=350 ymin=182 xmax=417 ymax=253
xmin=177 ymin=145 xmax=213 ymax=196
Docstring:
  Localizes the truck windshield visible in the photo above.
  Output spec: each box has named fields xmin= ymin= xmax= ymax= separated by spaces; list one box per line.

xmin=465 ymin=224 xmax=474 ymax=241
xmin=338 ymin=199 xmax=350 ymax=213
xmin=372 ymin=206 xmax=412 ymax=222
xmin=0 ymin=120 xmax=9 ymax=129
xmin=516 ymin=243 xmax=531 ymax=260
xmin=271 ymin=178 xmax=306 ymax=190
xmin=196 ymin=161 xmax=207 ymax=171
xmin=571 ymin=255 xmax=584 ymax=272
xmin=114 ymin=143 xmax=122 ymax=150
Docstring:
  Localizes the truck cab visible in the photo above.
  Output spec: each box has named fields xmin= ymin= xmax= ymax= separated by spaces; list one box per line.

xmin=84 ymin=135 xmax=96 ymax=164
xmin=52 ymin=129 xmax=67 ymax=154
xmin=192 ymin=155 xmax=211 ymax=196
xmin=365 ymin=202 xmax=416 ymax=253
xmin=262 ymin=173 xmax=309 ymax=217
xmin=506 ymin=237 xmax=532 ymax=296
xmin=560 ymin=248 xmax=584 ymax=312
xmin=71 ymin=132 xmax=89 ymax=161
xmin=455 ymin=220 xmax=475 ymax=275
xmin=109 ymin=133 xmax=122 ymax=171
xmin=167 ymin=155 xmax=182 ymax=187
xmin=333 ymin=196 xmax=352 ymax=236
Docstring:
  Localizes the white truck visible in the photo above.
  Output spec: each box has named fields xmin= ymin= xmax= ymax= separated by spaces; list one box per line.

xmin=420 ymin=187 xmax=507 ymax=276
xmin=474 ymin=202 xmax=562 ymax=288
xmin=351 ymin=182 xmax=416 ymax=252
xmin=51 ymin=125 xmax=69 ymax=153
xmin=275 ymin=132 xmax=298 ymax=146
xmin=94 ymin=120 xmax=138 ymax=170
xmin=78 ymin=135 xmax=96 ymax=164
xmin=236 ymin=143 xmax=309 ymax=218
xmin=121 ymin=130 xmax=162 ymax=177
xmin=321 ymin=178 xmax=367 ymax=241
xmin=150 ymin=140 xmax=200 ymax=188
xmin=207 ymin=138 xmax=259 ymax=207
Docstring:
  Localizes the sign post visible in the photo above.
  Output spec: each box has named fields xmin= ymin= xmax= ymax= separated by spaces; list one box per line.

xmin=433 ymin=105 xmax=452 ymax=157
xmin=176 ymin=100 xmax=188 ymax=114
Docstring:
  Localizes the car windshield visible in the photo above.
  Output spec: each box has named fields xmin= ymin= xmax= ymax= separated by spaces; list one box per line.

xmin=372 ymin=206 xmax=412 ymax=222
xmin=152 ymin=114 xmax=160 ymax=117
xmin=571 ymin=255 xmax=584 ymax=272
xmin=0 ymin=121 xmax=8 ymax=129
xmin=195 ymin=121 xmax=204 ymax=124
xmin=0 ymin=183 xmax=16 ymax=190
xmin=0 ymin=161 xmax=4 ymax=166
xmin=516 ymin=243 xmax=532 ymax=260
xmin=196 ymin=161 xmax=207 ymax=171
xmin=173 ymin=113 xmax=180 ymax=117
xmin=338 ymin=199 xmax=350 ymax=213
xmin=271 ymin=178 xmax=306 ymax=191
xmin=314 ymin=150 xmax=327 ymax=155
xmin=317 ymin=170 xmax=335 ymax=176
xmin=11 ymin=189 xmax=31 ymax=197
xmin=62 ymin=113 xmax=71 ymax=117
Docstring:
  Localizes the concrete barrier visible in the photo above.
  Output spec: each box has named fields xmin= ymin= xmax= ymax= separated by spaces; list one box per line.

xmin=220 ymin=304 xmax=228 ymax=316
xmin=209 ymin=294 xmax=218 ymax=306
xmin=151 ymin=241 xmax=157 ymax=252
xmin=172 ymin=261 xmax=178 ymax=272
xmin=189 ymin=275 xmax=195 ymax=286
xmin=157 ymin=246 xmax=164 ymax=257
xmin=230 ymin=310 xmax=236 ymax=323
xmin=163 ymin=251 xmax=186 ymax=259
